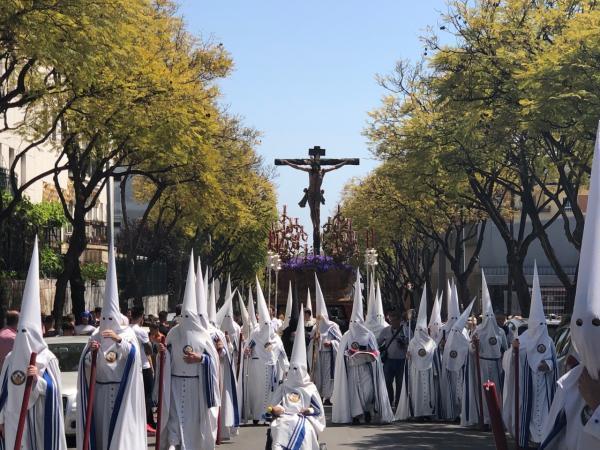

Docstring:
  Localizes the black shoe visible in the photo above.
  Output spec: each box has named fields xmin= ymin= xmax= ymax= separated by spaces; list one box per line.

xmin=253 ymin=420 xmax=259 ymax=425
xmin=364 ymin=412 xmax=372 ymax=424
xmin=324 ymin=399 xmax=332 ymax=406
xmin=352 ymin=417 xmax=360 ymax=425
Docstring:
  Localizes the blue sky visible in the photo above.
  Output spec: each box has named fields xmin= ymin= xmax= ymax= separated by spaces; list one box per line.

xmin=178 ymin=0 xmax=447 ymax=239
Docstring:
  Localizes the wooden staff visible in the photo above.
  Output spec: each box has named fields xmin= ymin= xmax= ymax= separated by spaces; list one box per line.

xmin=14 ymin=352 xmax=37 ymax=450
xmin=483 ymin=381 xmax=508 ymax=450
xmin=513 ymin=341 xmax=520 ymax=450
xmin=82 ymin=347 xmax=98 ymax=450
xmin=473 ymin=336 xmax=485 ymax=430
xmin=155 ymin=336 xmax=166 ymax=449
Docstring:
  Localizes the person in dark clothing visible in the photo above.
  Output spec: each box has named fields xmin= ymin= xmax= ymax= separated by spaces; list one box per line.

xmin=130 ymin=305 xmax=157 ymax=432
xmin=377 ymin=309 xmax=409 ymax=408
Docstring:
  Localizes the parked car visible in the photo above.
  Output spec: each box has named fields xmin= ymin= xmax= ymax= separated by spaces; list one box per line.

xmin=45 ymin=335 xmax=89 ymax=439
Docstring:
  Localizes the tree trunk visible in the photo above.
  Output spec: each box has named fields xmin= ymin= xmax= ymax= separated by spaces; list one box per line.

xmin=507 ymin=250 xmax=530 ymax=315
xmin=53 ymin=212 xmax=87 ymax=326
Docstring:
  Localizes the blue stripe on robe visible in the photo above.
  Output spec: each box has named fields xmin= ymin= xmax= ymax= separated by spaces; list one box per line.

xmin=539 ymin=409 xmax=566 ymax=450
xmin=203 ymin=351 xmax=216 ymax=408
xmin=43 ymin=369 xmax=56 ymax=450
xmin=227 ymin=358 xmax=240 ymax=427
xmin=107 ymin=344 xmax=136 ymax=448
xmin=287 ymin=415 xmax=306 ymax=450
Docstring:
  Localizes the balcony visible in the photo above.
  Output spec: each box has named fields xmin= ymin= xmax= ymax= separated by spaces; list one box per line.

xmin=64 ymin=220 xmax=107 ymax=245
xmin=0 ymin=168 xmax=17 ymax=194
xmin=85 ymin=220 xmax=107 ymax=245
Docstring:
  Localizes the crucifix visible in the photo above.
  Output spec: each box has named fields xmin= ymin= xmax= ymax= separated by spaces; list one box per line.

xmin=275 ymin=146 xmax=359 ymax=255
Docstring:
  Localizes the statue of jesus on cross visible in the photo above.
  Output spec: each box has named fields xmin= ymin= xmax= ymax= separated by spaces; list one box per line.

xmin=275 ymin=146 xmax=359 ymax=255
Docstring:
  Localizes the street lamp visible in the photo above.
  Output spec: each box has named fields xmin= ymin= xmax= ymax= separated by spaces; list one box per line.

xmin=364 ymin=248 xmax=378 ymax=301
xmin=266 ymin=251 xmax=281 ymax=311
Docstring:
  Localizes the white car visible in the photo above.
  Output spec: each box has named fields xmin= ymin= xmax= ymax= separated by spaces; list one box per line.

xmin=45 ymin=335 xmax=89 ymax=438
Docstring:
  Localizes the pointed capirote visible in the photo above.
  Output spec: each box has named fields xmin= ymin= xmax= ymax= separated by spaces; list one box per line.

xmin=281 ymin=281 xmax=293 ymax=331
xmin=448 ymin=279 xmax=460 ymax=323
xmin=99 ymin=236 xmax=125 ymax=332
xmin=255 ymin=276 xmax=271 ymax=327
xmin=452 ymin=297 xmax=476 ymax=332
xmin=287 ymin=305 xmax=311 ymax=387
xmin=375 ymin=281 xmax=386 ymax=321
xmin=571 ymin=126 xmax=600 ymax=378
xmin=196 ymin=256 xmax=209 ymax=320
xmin=182 ymin=250 xmax=197 ymax=316
xmin=208 ymin=281 xmax=218 ymax=324
xmin=481 ymin=269 xmax=496 ymax=327
xmin=306 ymin=287 xmax=313 ymax=314
xmin=429 ymin=291 xmax=442 ymax=334
xmin=247 ymin=285 xmax=258 ymax=328
xmin=314 ymin=274 xmax=329 ymax=321
xmin=13 ymin=237 xmax=46 ymax=355
xmin=415 ymin=286 xmax=428 ymax=332
xmin=350 ymin=269 xmax=365 ymax=322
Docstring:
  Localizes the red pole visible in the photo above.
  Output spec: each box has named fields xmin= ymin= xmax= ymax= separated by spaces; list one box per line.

xmin=483 ymin=381 xmax=509 ymax=450
xmin=514 ymin=343 xmax=520 ymax=450
xmin=155 ymin=336 xmax=166 ymax=449
xmin=82 ymin=347 xmax=98 ymax=450
xmin=473 ymin=337 xmax=485 ymax=429
xmin=14 ymin=352 xmax=37 ymax=450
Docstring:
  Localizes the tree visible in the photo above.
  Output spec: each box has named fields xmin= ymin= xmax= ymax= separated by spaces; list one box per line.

xmin=47 ymin=0 xmax=233 ymax=322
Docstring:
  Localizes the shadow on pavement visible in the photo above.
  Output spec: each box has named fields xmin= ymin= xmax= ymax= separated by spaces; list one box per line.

xmin=334 ymin=422 xmax=496 ymax=450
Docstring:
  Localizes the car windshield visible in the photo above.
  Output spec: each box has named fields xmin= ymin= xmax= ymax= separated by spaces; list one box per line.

xmin=48 ymin=342 xmax=87 ymax=372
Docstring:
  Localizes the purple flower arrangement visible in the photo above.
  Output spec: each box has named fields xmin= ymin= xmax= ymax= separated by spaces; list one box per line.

xmin=282 ymin=254 xmax=354 ymax=273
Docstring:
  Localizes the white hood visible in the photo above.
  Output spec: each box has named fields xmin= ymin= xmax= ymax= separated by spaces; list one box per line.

xmin=349 ymin=269 xmax=370 ymax=345
xmin=287 ymin=305 xmax=311 ymax=388
xmin=195 ymin=257 xmax=210 ymax=329
xmin=255 ymin=277 xmax=274 ymax=343
xmin=280 ymin=281 xmax=293 ymax=332
xmin=11 ymin=237 xmax=47 ymax=376
xmin=180 ymin=251 xmax=204 ymax=333
xmin=428 ymin=291 xmax=442 ymax=343
xmin=208 ymin=281 xmax=218 ymax=325
xmin=571 ymin=122 xmax=600 ymax=380
xmin=408 ymin=286 xmax=436 ymax=370
xmin=446 ymin=279 xmax=460 ymax=328
xmin=365 ymin=279 xmax=388 ymax=335
xmin=443 ymin=297 xmax=476 ymax=372
xmin=315 ymin=274 xmax=336 ymax=334
xmin=520 ymin=262 xmax=552 ymax=371
xmin=305 ymin=288 xmax=313 ymax=314
xmin=99 ymin=239 xmax=125 ymax=333
xmin=247 ymin=285 xmax=258 ymax=329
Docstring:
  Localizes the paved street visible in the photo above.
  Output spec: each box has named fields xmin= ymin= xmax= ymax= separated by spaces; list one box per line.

xmin=225 ymin=406 xmax=497 ymax=450
xmin=70 ymin=407 xmax=498 ymax=449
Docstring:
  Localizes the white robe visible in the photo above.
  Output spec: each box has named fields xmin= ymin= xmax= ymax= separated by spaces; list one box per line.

xmin=210 ymin=327 xmax=240 ymax=440
xmin=307 ymin=322 xmax=341 ymax=400
xmin=439 ymin=327 xmax=471 ymax=421
xmin=395 ymin=334 xmax=439 ymax=420
xmin=502 ymin=343 xmax=557 ymax=446
xmin=269 ymin=383 xmax=325 ymax=450
xmin=461 ymin=326 xmax=507 ymax=426
xmin=239 ymin=330 xmax=289 ymax=422
xmin=539 ymin=365 xmax=600 ymax=450
xmin=331 ymin=330 xmax=394 ymax=423
xmin=0 ymin=349 xmax=66 ymax=450
xmin=155 ymin=325 xmax=220 ymax=450
xmin=76 ymin=327 xmax=146 ymax=450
